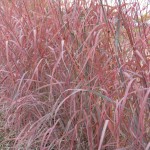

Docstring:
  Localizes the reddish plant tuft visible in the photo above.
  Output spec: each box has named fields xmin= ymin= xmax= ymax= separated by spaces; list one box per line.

xmin=0 ymin=0 xmax=149 ymax=149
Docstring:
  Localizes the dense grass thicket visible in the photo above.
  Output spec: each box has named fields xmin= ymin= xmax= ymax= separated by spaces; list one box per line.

xmin=0 ymin=0 xmax=150 ymax=149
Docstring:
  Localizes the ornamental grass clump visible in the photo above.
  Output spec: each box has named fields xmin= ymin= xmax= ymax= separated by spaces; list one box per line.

xmin=0 ymin=0 xmax=149 ymax=149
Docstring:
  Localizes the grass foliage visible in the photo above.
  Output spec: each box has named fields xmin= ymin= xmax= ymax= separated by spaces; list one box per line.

xmin=0 ymin=0 xmax=150 ymax=149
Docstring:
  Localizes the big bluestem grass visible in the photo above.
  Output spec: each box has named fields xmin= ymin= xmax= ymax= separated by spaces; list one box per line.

xmin=0 ymin=0 xmax=149 ymax=149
